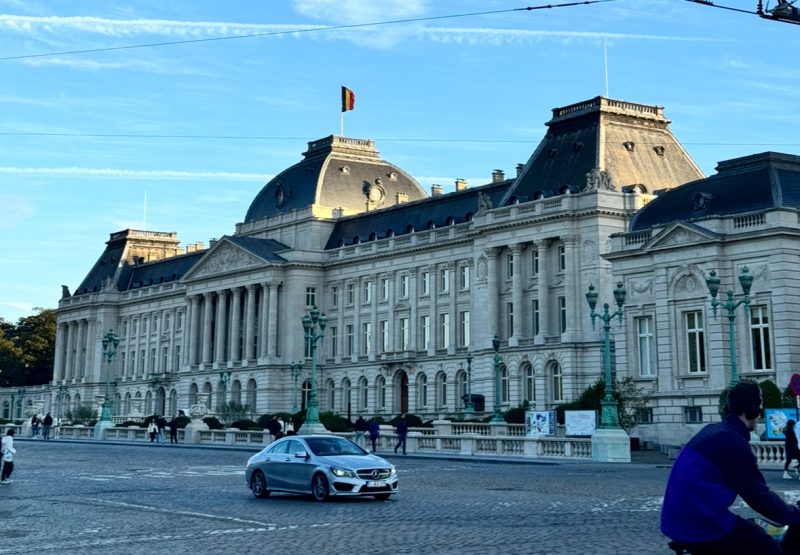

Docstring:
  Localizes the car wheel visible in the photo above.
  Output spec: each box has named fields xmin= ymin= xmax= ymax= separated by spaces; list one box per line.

xmin=250 ymin=470 xmax=270 ymax=498
xmin=374 ymin=494 xmax=391 ymax=501
xmin=312 ymin=473 xmax=330 ymax=502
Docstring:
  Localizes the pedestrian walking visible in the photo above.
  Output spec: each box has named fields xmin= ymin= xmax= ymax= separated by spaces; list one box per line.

xmin=368 ymin=418 xmax=380 ymax=452
xmin=156 ymin=415 xmax=167 ymax=444
xmin=168 ymin=415 xmax=179 ymax=444
xmin=784 ymin=419 xmax=800 ymax=479
xmin=31 ymin=415 xmax=40 ymax=438
xmin=354 ymin=415 xmax=368 ymax=448
xmin=147 ymin=420 xmax=157 ymax=443
xmin=42 ymin=413 xmax=53 ymax=440
xmin=394 ymin=413 xmax=408 ymax=455
xmin=53 ymin=416 xmax=61 ymax=440
xmin=266 ymin=415 xmax=282 ymax=441
xmin=1 ymin=429 xmax=17 ymax=484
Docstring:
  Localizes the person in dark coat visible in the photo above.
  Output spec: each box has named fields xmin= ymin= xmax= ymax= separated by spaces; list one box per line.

xmin=784 ymin=419 xmax=800 ymax=479
xmin=42 ymin=413 xmax=53 ymax=440
xmin=266 ymin=416 xmax=282 ymax=440
xmin=394 ymin=413 xmax=408 ymax=455
xmin=168 ymin=415 xmax=179 ymax=444
xmin=354 ymin=415 xmax=368 ymax=448
xmin=368 ymin=419 xmax=380 ymax=452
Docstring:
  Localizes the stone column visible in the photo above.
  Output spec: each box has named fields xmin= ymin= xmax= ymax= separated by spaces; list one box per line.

xmin=189 ymin=295 xmax=201 ymax=365
xmin=65 ymin=320 xmax=76 ymax=381
xmin=202 ymin=293 xmax=214 ymax=365
xmin=215 ymin=290 xmax=228 ymax=367
xmin=258 ymin=282 xmax=269 ymax=359
xmin=335 ymin=281 xmax=344 ymax=363
xmin=267 ymin=282 xmax=279 ymax=357
xmin=53 ymin=322 xmax=66 ymax=382
xmin=82 ymin=318 xmax=94 ymax=381
xmin=409 ymin=268 xmax=418 ymax=350
xmin=229 ymin=287 xmax=242 ymax=364
xmin=486 ymin=247 xmax=501 ymax=344
xmin=244 ymin=284 xmax=257 ymax=364
xmin=352 ymin=280 xmax=361 ymax=360
xmin=535 ymin=240 xmax=551 ymax=344
xmin=448 ymin=261 xmax=457 ymax=355
xmin=369 ymin=275 xmax=378 ymax=360
xmin=562 ymin=236 xmax=578 ymax=340
xmin=387 ymin=274 xmax=395 ymax=354
xmin=510 ymin=243 xmax=525 ymax=346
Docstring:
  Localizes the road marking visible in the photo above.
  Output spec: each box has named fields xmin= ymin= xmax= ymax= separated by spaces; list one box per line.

xmin=84 ymin=498 xmax=277 ymax=528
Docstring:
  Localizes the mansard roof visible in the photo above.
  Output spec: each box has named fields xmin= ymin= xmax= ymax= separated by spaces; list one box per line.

xmin=118 ymin=251 xmax=205 ymax=291
xmin=244 ymin=135 xmax=427 ymax=223
xmin=325 ymin=181 xmax=510 ymax=249
xmin=503 ymin=97 xmax=703 ymax=204
xmin=225 ymin=235 xmax=289 ymax=262
xmin=630 ymin=152 xmax=800 ymax=231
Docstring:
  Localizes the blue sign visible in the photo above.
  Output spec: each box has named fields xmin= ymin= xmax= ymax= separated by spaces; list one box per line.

xmin=765 ymin=408 xmax=800 ymax=440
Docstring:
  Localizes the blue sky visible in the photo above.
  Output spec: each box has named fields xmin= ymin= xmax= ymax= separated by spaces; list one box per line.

xmin=0 ymin=0 xmax=798 ymax=323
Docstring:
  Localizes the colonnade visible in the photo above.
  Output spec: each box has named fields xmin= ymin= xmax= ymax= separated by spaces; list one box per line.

xmin=53 ymin=318 xmax=94 ymax=383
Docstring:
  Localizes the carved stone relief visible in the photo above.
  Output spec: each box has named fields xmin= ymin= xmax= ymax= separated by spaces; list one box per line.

xmin=476 ymin=255 xmax=488 ymax=282
xmin=628 ymin=278 xmax=653 ymax=301
xmin=582 ymin=240 xmax=596 ymax=265
xmin=193 ymin=243 xmax=263 ymax=279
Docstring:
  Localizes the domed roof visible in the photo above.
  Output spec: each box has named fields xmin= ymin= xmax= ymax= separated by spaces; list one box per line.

xmin=245 ymin=135 xmax=427 ymax=223
xmin=630 ymin=152 xmax=800 ymax=231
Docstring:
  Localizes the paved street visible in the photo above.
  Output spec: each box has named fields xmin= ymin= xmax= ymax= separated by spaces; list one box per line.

xmin=1 ymin=441 xmax=799 ymax=554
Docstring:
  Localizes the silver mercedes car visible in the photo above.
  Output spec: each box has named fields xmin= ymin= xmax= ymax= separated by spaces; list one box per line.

xmin=245 ymin=435 xmax=399 ymax=502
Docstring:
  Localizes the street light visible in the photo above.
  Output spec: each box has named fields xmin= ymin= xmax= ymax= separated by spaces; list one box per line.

xmin=706 ymin=266 xmax=753 ymax=387
xmin=290 ymin=361 xmax=304 ymax=414
xmin=219 ymin=370 xmax=232 ymax=413
xmin=94 ymin=329 xmax=120 ymax=439
xmin=298 ymin=307 xmax=327 ymax=434
xmin=464 ymin=355 xmax=474 ymax=413
xmin=491 ymin=336 xmax=504 ymax=423
xmin=586 ymin=282 xmax=626 ymax=429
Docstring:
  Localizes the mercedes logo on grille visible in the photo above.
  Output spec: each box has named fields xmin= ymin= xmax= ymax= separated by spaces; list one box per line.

xmin=371 ymin=469 xmax=380 ymax=479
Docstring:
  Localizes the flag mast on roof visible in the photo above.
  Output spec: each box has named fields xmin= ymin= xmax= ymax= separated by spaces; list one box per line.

xmin=341 ymin=86 xmax=355 ymax=136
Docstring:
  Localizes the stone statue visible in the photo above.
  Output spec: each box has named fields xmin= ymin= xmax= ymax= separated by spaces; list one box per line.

xmin=584 ymin=168 xmax=615 ymax=192
xmin=61 ymin=285 xmax=71 ymax=298
xmin=477 ymin=192 xmax=493 ymax=213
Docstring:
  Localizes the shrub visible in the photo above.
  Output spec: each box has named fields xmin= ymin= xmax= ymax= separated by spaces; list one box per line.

xmin=64 ymin=404 xmax=96 ymax=425
xmin=388 ymin=413 xmax=423 ymax=428
xmin=174 ymin=416 xmax=190 ymax=429
xmin=220 ymin=401 xmax=250 ymax=424
xmin=230 ymin=419 xmax=260 ymax=431
xmin=118 ymin=420 xmax=144 ymax=427
xmin=202 ymin=416 xmax=224 ymax=430
xmin=503 ymin=406 xmax=527 ymax=424
xmin=760 ymin=380 xmax=782 ymax=409
xmin=319 ymin=412 xmax=351 ymax=432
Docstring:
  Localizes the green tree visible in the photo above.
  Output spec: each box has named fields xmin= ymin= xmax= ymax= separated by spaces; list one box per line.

xmin=0 ymin=309 xmax=56 ymax=386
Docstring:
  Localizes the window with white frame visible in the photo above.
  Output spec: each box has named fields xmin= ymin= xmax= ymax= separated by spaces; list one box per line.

xmin=345 ymin=324 xmax=354 ymax=356
xmin=342 ymin=378 xmax=351 ymax=411
xmin=522 ymin=363 xmax=535 ymax=402
xmin=380 ymin=278 xmax=389 ymax=301
xmin=459 ymin=265 xmax=470 ymax=290
xmin=552 ymin=364 xmax=563 ymax=401
xmin=363 ymin=281 xmax=372 ymax=304
xmin=177 ymin=311 xmax=183 ymax=330
xmin=331 ymin=286 xmax=338 ymax=308
xmin=400 ymin=275 xmax=409 ymax=298
xmin=164 ymin=313 xmax=171 ymax=331
xmin=143 ymin=318 xmax=149 ymax=335
xmin=152 ymin=315 xmax=159 ymax=335
xmin=637 ymin=407 xmax=654 ymax=424
xmin=421 ymin=272 xmax=430 ymax=295
xmin=558 ymin=245 xmax=566 ymax=272
xmin=347 ymin=283 xmax=355 ymax=305
xmin=531 ymin=250 xmax=539 ymax=276
xmin=685 ymin=406 xmax=703 ymax=423
xmin=507 ymin=302 xmax=514 ymax=336
xmin=122 ymin=320 xmax=129 ymax=336
xmin=129 ymin=350 xmax=136 ymax=378
xmin=139 ymin=349 xmax=145 ymax=375
xmin=500 ymin=365 xmax=509 ymax=404
xmin=379 ymin=320 xmax=389 ymax=353
xmin=359 ymin=377 xmax=369 ymax=411
xmin=439 ymin=313 xmax=450 ymax=349
xmin=532 ymin=299 xmax=540 ymax=336
xmin=437 ymin=373 xmax=447 ymax=408
xmin=305 ymin=287 xmax=316 ymax=307
xmin=506 ymin=253 xmax=514 ymax=279
xmin=459 ymin=310 xmax=470 ymax=347
xmin=440 ymin=267 xmax=449 ymax=293
xmin=417 ymin=374 xmax=428 ymax=409
xmin=361 ymin=322 xmax=371 ymax=355
xmin=150 ymin=348 xmax=157 ymax=373
xmin=420 ymin=315 xmax=430 ymax=350
xmin=750 ymin=305 xmax=772 ymax=370
xmin=327 ymin=379 xmax=335 ymax=410
xmin=161 ymin=346 xmax=169 ymax=373
xmin=685 ymin=311 xmax=706 ymax=373
xmin=329 ymin=326 xmax=338 ymax=357
xmin=173 ymin=346 xmax=181 ymax=372
xmin=119 ymin=352 xmax=126 ymax=378
xmin=636 ymin=316 xmax=655 ymax=377
xmin=559 ymin=296 xmax=567 ymax=333
xmin=399 ymin=317 xmax=409 ymax=350
xmin=376 ymin=375 xmax=387 ymax=410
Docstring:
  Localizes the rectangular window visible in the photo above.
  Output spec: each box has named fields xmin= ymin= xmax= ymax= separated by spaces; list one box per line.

xmin=506 ymin=253 xmax=514 ymax=279
xmin=636 ymin=316 xmax=655 ymax=377
xmin=380 ymin=278 xmax=389 ymax=301
xmin=361 ymin=322 xmax=371 ymax=355
xmin=177 ymin=311 xmax=183 ymax=331
xmin=129 ymin=350 xmax=136 ymax=377
xmin=306 ymin=287 xmax=316 ymax=308
xmin=330 ymin=326 xmax=338 ymax=357
xmin=459 ymin=265 xmax=470 ymax=290
xmin=420 ymin=315 xmax=430 ymax=350
xmin=153 ymin=315 xmax=160 ymax=334
xmin=751 ymin=305 xmax=772 ymax=370
xmin=685 ymin=311 xmax=706 ymax=373
xmin=637 ymin=407 xmax=654 ymax=424
xmin=133 ymin=319 xmax=139 ymax=336
xmin=150 ymin=348 xmax=156 ymax=373
xmin=345 ymin=325 xmax=354 ymax=356
xmin=400 ymin=275 xmax=409 ymax=298
xmin=532 ymin=250 xmax=539 ymax=276
xmin=558 ymin=245 xmax=566 ymax=272
xmin=439 ymin=313 xmax=450 ymax=349
xmin=119 ymin=352 xmax=126 ymax=378
xmin=421 ymin=272 xmax=430 ymax=296
xmin=164 ymin=313 xmax=171 ymax=331
xmin=685 ymin=407 xmax=703 ymax=424
xmin=379 ymin=320 xmax=389 ymax=353
xmin=532 ymin=299 xmax=540 ymax=336
xmin=173 ymin=345 xmax=181 ymax=372
xmin=139 ymin=349 xmax=145 ymax=374
xmin=400 ymin=318 xmax=410 ymax=350
xmin=506 ymin=302 xmax=514 ymax=336
xmin=161 ymin=346 xmax=169 ymax=372
xmin=363 ymin=281 xmax=372 ymax=304
xmin=143 ymin=318 xmax=149 ymax=335
xmin=459 ymin=310 xmax=470 ymax=347
xmin=331 ymin=286 xmax=338 ymax=308
xmin=122 ymin=320 xmax=129 ymax=336
xmin=347 ymin=284 xmax=355 ymax=305
xmin=559 ymin=296 xmax=567 ymax=334
xmin=440 ymin=268 xmax=449 ymax=293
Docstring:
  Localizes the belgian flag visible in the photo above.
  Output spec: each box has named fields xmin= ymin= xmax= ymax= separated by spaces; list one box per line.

xmin=341 ymin=86 xmax=355 ymax=112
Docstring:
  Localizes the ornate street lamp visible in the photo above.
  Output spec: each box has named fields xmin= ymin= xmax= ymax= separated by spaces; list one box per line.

xmin=218 ymin=370 xmax=232 ymax=413
xmin=94 ymin=329 xmax=120 ymax=439
xmin=706 ymin=266 xmax=753 ymax=387
xmin=298 ymin=307 xmax=328 ymax=434
xmin=491 ymin=336 xmax=504 ymax=423
xmin=290 ymin=361 xmax=304 ymax=414
xmin=464 ymin=355 xmax=474 ymax=413
xmin=586 ymin=282 xmax=626 ymax=429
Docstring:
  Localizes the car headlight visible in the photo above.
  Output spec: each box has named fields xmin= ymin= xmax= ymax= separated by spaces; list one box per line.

xmin=389 ymin=465 xmax=397 ymax=476
xmin=331 ymin=467 xmax=356 ymax=478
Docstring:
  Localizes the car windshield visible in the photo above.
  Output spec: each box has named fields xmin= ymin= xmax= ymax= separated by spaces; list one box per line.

xmin=305 ymin=437 xmax=366 ymax=457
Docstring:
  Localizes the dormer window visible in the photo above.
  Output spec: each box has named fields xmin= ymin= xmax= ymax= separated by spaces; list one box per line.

xmin=340 ymin=166 xmax=350 ymax=175
xmin=388 ymin=172 xmax=398 ymax=181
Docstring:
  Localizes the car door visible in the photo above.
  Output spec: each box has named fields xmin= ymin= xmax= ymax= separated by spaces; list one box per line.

xmin=261 ymin=440 xmax=291 ymax=491
xmin=283 ymin=439 xmax=315 ymax=492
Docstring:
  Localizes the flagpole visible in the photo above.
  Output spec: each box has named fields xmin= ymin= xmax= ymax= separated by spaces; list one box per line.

xmin=340 ymin=112 xmax=344 ymax=137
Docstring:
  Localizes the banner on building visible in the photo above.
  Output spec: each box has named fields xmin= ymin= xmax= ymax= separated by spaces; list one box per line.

xmin=565 ymin=410 xmax=596 ymax=436
xmin=526 ymin=410 xmax=556 ymax=437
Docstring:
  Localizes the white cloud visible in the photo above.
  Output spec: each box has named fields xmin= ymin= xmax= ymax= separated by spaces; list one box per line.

xmin=291 ymin=0 xmax=428 ymax=23
xmin=0 ymin=166 xmax=272 ymax=181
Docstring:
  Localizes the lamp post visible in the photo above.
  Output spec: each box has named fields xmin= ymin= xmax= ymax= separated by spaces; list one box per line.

xmin=464 ymin=355 xmax=474 ymax=413
xmin=298 ymin=307 xmax=328 ymax=434
xmin=94 ymin=329 xmax=120 ymax=439
xmin=218 ymin=370 xmax=232 ymax=415
xmin=17 ymin=388 xmax=25 ymax=421
xmin=57 ymin=385 xmax=68 ymax=420
xmin=586 ymin=282 xmax=626 ymax=429
xmin=290 ymin=361 xmax=303 ymax=414
xmin=491 ymin=336 xmax=504 ymax=423
xmin=9 ymin=393 xmax=15 ymax=421
xmin=705 ymin=266 xmax=753 ymax=387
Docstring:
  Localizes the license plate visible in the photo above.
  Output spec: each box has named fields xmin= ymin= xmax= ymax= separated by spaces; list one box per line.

xmin=366 ymin=480 xmax=386 ymax=488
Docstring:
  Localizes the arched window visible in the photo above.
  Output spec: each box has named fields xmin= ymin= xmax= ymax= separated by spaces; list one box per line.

xmin=246 ymin=379 xmax=257 ymax=414
xmin=376 ymin=375 xmax=387 ymax=410
xmin=338 ymin=239 xmax=346 ymax=248
xmin=203 ymin=382 xmax=213 ymax=410
xmin=456 ymin=370 xmax=467 ymax=409
xmin=189 ymin=383 xmax=198 ymax=406
xmin=551 ymin=363 xmax=563 ymax=402
xmin=353 ymin=235 xmax=361 ymax=244
xmin=145 ymin=391 xmax=153 ymax=415
xmin=326 ymin=378 xmax=336 ymax=411
xmin=446 ymin=216 xmax=455 ymax=226
xmin=521 ymin=363 xmax=535 ymax=403
xmin=359 ymin=377 xmax=369 ymax=411
xmin=73 ymin=393 xmax=80 ymax=414
xmin=534 ymin=191 xmax=545 ymax=200
xmin=124 ymin=393 xmax=132 ymax=417
xmin=465 ymin=212 xmax=474 ymax=222
xmin=157 ymin=387 xmax=166 ymax=416
xmin=342 ymin=378 xmax=352 ymax=413
xmin=417 ymin=373 xmax=428 ymax=409
xmin=133 ymin=392 xmax=141 ymax=416
xmin=169 ymin=389 xmax=178 ymax=416
xmin=436 ymin=372 xmax=447 ymax=408
xmin=406 ymin=224 xmax=415 ymax=234
xmin=114 ymin=394 xmax=122 ymax=416
xmin=426 ymin=220 xmax=436 ymax=230
xmin=231 ymin=380 xmax=242 ymax=405
xmin=559 ymin=185 xmax=572 ymax=195
xmin=500 ymin=365 xmax=509 ymax=404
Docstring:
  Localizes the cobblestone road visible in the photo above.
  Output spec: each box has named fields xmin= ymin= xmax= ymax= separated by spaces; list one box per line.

xmin=1 ymin=440 xmax=798 ymax=554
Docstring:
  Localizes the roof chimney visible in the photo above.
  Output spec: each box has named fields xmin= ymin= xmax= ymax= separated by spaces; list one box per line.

xmin=491 ymin=169 xmax=505 ymax=183
xmin=209 ymin=238 xmax=218 ymax=248
xmin=455 ymin=178 xmax=468 ymax=191
xmin=396 ymin=192 xmax=409 ymax=204
xmin=431 ymin=184 xmax=444 ymax=197
xmin=516 ymin=163 xmax=525 ymax=177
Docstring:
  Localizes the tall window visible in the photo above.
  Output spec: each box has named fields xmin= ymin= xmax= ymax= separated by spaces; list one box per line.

xmin=636 ymin=316 xmax=655 ymax=377
xmin=363 ymin=281 xmax=372 ymax=303
xmin=152 ymin=315 xmax=159 ymax=335
xmin=420 ymin=315 xmax=430 ymax=350
xmin=139 ymin=349 xmax=146 ymax=375
xmin=459 ymin=310 xmax=470 ymax=347
xmin=559 ymin=297 xmax=567 ymax=333
xmin=531 ymin=250 xmax=539 ymax=276
xmin=421 ymin=272 xmax=430 ymax=295
xmin=532 ymin=299 xmax=540 ymax=336
xmin=379 ymin=320 xmax=389 ymax=353
xmin=552 ymin=364 xmax=563 ymax=401
xmin=376 ymin=376 xmax=387 ymax=410
xmin=439 ymin=313 xmax=450 ymax=349
xmin=459 ymin=265 xmax=470 ymax=290
xmin=507 ymin=302 xmax=514 ymax=336
xmin=439 ymin=267 xmax=449 ymax=293
xmin=417 ymin=374 xmax=428 ymax=409
xmin=345 ymin=324 xmax=354 ymax=356
xmin=330 ymin=326 xmax=338 ymax=357
xmin=558 ymin=245 xmax=566 ymax=272
xmin=506 ymin=253 xmax=514 ymax=279
xmin=751 ymin=305 xmax=771 ymax=370
xmin=400 ymin=318 xmax=410 ymax=350
xmin=400 ymin=275 xmax=409 ymax=298
xmin=326 ymin=379 xmax=336 ymax=410
xmin=437 ymin=373 xmax=447 ymax=408
xmin=129 ymin=351 xmax=136 ymax=378
xmin=685 ymin=311 xmax=706 ymax=373
xmin=342 ymin=378 xmax=352 ymax=412
xmin=361 ymin=322 xmax=372 ymax=355
xmin=305 ymin=287 xmax=316 ymax=307
xmin=164 ymin=313 xmax=171 ymax=331
xmin=331 ymin=286 xmax=338 ymax=308
xmin=176 ymin=311 xmax=183 ymax=330
xmin=161 ymin=346 xmax=169 ymax=373
xmin=380 ymin=278 xmax=390 ymax=301
xmin=359 ymin=377 xmax=369 ymax=411
xmin=500 ymin=365 xmax=509 ymax=403
xmin=119 ymin=352 xmax=126 ymax=379
xmin=347 ymin=283 xmax=355 ymax=305
xmin=523 ymin=364 xmax=535 ymax=402
xmin=173 ymin=346 xmax=181 ymax=373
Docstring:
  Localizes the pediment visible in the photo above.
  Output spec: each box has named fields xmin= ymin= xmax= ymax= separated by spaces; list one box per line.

xmin=184 ymin=240 xmax=268 ymax=281
xmin=645 ymin=222 xmax=717 ymax=250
